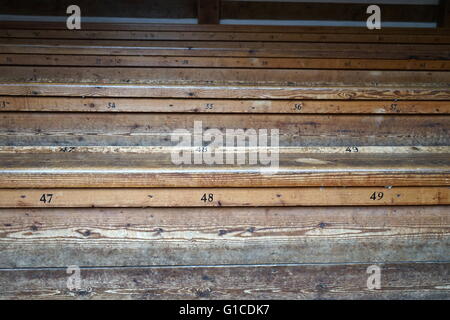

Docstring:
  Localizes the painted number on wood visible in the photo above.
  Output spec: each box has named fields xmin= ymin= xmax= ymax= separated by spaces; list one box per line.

xmin=346 ymin=147 xmax=359 ymax=153
xmin=201 ymin=193 xmax=214 ymax=203
xmin=40 ymin=194 xmax=54 ymax=204
xmin=370 ymin=192 xmax=384 ymax=201
xmin=294 ymin=103 xmax=303 ymax=111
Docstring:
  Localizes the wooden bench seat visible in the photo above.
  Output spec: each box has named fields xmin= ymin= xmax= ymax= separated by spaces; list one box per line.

xmin=0 ymin=20 xmax=448 ymax=300
xmin=0 ymin=152 xmax=448 ymax=188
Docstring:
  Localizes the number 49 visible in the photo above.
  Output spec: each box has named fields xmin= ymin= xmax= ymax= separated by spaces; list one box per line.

xmin=370 ymin=192 xmax=384 ymax=201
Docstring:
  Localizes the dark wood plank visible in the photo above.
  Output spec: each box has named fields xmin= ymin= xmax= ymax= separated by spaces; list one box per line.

xmin=0 ymin=206 xmax=448 ymax=268
xmin=3 ymin=29 xmax=450 ymax=44
xmin=0 ymin=262 xmax=448 ymax=299
xmin=0 ymin=0 xmax=197 ymax=18
xmin=198 ymin=0 xmax=220 ymax=24
xmin=1 ymin=39 xmax=449 ymax=60
xmin=222 ymin=1 xmax=438 ymax=22
xmin=1 ymin=113 xmax=448 ymax=146
xmin=1 ymin=21 xmax=449 ymax=34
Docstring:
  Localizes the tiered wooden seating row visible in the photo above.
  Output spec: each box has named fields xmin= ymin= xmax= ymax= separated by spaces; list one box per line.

xmin=0 ymin=22 xmax=448 ymax=300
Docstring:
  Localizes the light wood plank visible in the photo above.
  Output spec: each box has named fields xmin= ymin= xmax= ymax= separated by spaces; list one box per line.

xmin=0 ymin=152 xmax=448 ymax=188
xmin=0 ymin=187 xmax=448 ymax=207
xmin=1 ymin=83 xmax=449 ymax=100
xmin=0 ymin=206 xmax=448 ymax=267
xmin=0 ymin=96 xmax=449 ymax=113
xmin=0 ymin=262 xmax=448 ymax=299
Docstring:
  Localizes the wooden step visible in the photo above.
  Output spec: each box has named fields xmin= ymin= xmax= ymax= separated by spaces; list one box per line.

xmin=1 ymin=97 xmax=449 ymax=113
xmin=0 ymin=187 xmax=448 ymax=207
xmin=1 ymin=262 xmax=448 ymax=299
xmin=0 ymin=152 xmax=448 ymax=188
xmin=3 ymin=29 xmax=450 ymax=44
xmin=1 ymin=113 xmax=448 ymax=146
xmin=2 ymin=54 xmax=450 ymax=70
xmin=2 ymin=39 xmax=449 ymax=60
xmin=1 ymin=206 xmax=448 ymax=268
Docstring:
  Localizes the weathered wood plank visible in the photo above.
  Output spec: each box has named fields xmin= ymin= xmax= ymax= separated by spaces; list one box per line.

xmin=1 ymin=21 xmax=449 ymax=34
xmin=0 ymin=206 xmax=448 ymax=267
xmin=1 ymin=66 xmax=449 ymax=87
xmin=0 ymin=187 xmax=447 ymax=207
xmin=2 ymin=54 xmax=450 ymax=71
xmin=1 ymin=83 xmax=449 ymax=100
xmin=0 ymin=262 xmax=448 ymax=300
xmin=1 ymin=113 xmax=448 ymax=146
xmin=2 ymin=29 xmax=450 ymax=44
xmin=0 ymin=96 xmax=449 ymax=114
xmin=0 ymin=152 xmax=448 ymax=188
xmin=1 ymin=40 xmax=449 ymax=60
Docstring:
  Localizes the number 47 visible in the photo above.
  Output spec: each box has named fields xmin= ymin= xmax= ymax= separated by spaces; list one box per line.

xmin=40 ymin=194 xmax=53 ymax=204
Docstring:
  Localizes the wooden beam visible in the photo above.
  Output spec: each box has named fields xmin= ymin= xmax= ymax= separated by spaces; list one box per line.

xmin=2 ymin=28 xmax=450 ymax=43
xmin=0 ymin=206 xmax=448 ymax=268
xmin=1 ymin=113 xmax=448 ymax=147
xmin=0 ymin=152 xmax=448 ymax=188
xmin=197 ymin=0 xmax=220 ymax=24
xmin=221 ymin=1 xmax=437 ymax=22
xmin=0 ymin=262 xmax=448 ymax=299
xmin=1 ymin=96 xmax=449 ymax=113
xmin=0 ymin=187 xmax=448 ymax=207
xmin=2 ymin=39 xmax=449 ymax=60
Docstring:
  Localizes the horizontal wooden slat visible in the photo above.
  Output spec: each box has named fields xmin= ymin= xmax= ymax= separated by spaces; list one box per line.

xmin=0 ymin=0 xmax=197 ymax=18
xmin=0 ymin=187 xmax=447 ymax=207
xmin=2 ymin=54 xmax=450 ymax=70
xmin=1 ymin=40 xmax=449 ymax=60
xmin=0 ymin=152 xmax=448 ymax=188
xmin=222 ymin=1 xmax=438 ymax=22
xmin=2 ymin=21 xmax=449 ymax=34
xmin=1 ymin=97 xmax=449 ymax=113
xmin=0 ymin=262 xmax=448 ymax=299
xmin=1 ymin=113 xmax=448 ymax=146
xmin=0 ymin=206 xmax=448 ymax=267
xmin=1 ymin=83 xmax=449 ymax=100
xmin=2 ymin=29 xmax=450 ymax=44
xmin=1 ymin=66 xmax=449 ymax=87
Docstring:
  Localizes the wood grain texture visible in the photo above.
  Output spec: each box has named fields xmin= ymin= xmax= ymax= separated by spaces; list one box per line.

xmin=0 ymin=206 xmax=448 ymax=268
xmin=1 ymin=113 xmax=448 ymax=146
xmin=3 ymin=54 xmax=450 ymax=70
xmin=0 ymin=187 xmax=447 ymax=207
xmin=2 ymin=29 xmax=450 ymax=44
xmin=0 ymin=262 xmax=448 ymax=300
xmin=1 ymin=40 xmax=449 ymax=60
xmin=0 ymin=152 xmax=448 ymax=188
xmin=2 ymin=83 xmax=449 ymax=100
xmin=1 ymin=21 xmax=449 ymax=34
xmin=1 ymin=66 xmax=449 ymax=87
xmin=1 ymin=97 xmax=449 ymax=113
